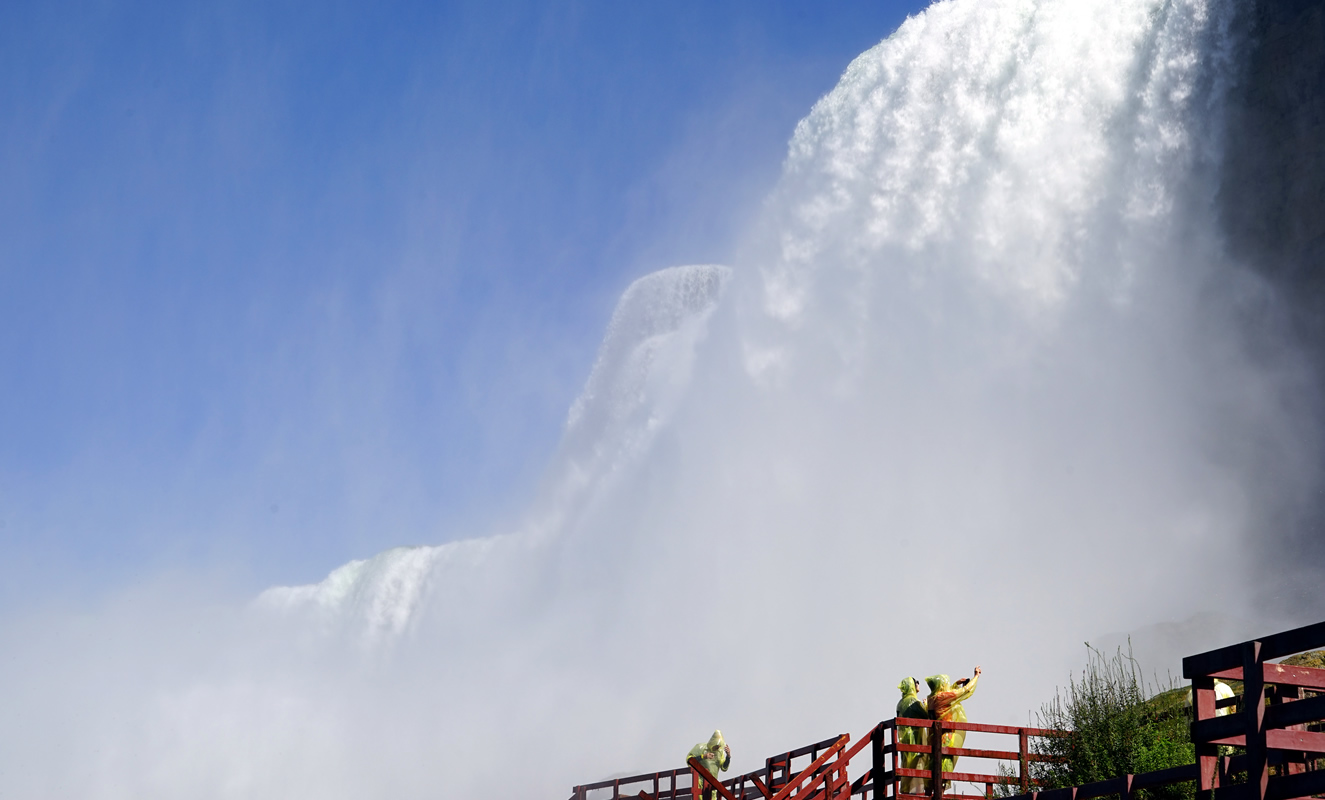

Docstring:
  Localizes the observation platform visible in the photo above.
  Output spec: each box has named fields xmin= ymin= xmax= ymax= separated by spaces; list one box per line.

xmin=569 ymin=620 xmax=1325 ymax=800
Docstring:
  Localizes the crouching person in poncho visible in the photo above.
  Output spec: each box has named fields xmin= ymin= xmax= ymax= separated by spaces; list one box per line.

xmin=687 ymin=730 xmax=731 ymax=800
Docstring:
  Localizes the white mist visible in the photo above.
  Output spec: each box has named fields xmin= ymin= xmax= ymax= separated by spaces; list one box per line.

xmin=6 ymin=0 xmax=1319 ymax=798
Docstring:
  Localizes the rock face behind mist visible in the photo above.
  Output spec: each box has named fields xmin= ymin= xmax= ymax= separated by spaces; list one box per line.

xmin=1223 ymin=0 xmax=1325 ymax=314
xmin=1220 ymin=0 xmax=1325 ymax=604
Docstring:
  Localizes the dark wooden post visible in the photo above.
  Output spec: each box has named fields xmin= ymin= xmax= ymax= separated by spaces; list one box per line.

xmin=895 ymin=721 xmax=904 ymax=800
xmin=872 ymin=722 xmax=887 ymax=800
xmin=1019 ymin=729 xmax=1030 ymax=794
xmin=931 ymin=719 xmax=945 ymax=800
xmin=1243 ymin=641 xmax=1268 ymax=800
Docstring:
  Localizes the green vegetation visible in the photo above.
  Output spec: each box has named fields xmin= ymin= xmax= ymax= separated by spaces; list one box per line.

xmin=999 ymin=645 xmax=1193 ymax=800
xmin=1282 ymin=650 xmax=1325 ymax=671
xmin=999 ymin=647 xmax=1325 ymax=799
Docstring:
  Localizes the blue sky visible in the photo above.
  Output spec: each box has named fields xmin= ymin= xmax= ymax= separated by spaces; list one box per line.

xmin=0 ymin=0 xmax=930 ymax=607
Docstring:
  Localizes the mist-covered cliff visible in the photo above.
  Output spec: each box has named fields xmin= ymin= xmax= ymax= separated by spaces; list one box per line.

xmin=1221 ymin=0 xmax=1325 ymax=613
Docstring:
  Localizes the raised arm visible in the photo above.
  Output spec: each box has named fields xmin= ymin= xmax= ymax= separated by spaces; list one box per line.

xmin=951 ymin=666 xmax=982 ymax=702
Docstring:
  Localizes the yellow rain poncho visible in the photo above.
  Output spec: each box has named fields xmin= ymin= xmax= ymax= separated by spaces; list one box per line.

xmin=896 ymin=677 xmax=931 ymax=795
xmin=1184 ymin=678 xmax=1236 ymax=717
xmin=926 ymin=667 xmax=981 ymax=789
xmin=687 ymin=730 xmax=731 ymax=800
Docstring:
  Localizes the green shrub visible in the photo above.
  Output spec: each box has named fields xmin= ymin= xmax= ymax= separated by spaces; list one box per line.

xmin=1007 ymin=645 xmax=1193 ymax=800
xmin=996 ymin=647 xmax=1325 ymax=799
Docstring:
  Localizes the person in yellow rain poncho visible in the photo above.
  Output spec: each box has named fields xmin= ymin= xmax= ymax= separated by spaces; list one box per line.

xmin=1184 ymin=678 xmax=1236 ymax=716
xmin=926 ymin=666 xmax=982 ymax=790
xmin=687 ymin=730 xmax=731 ymax=800
xmin=896 ymin=677 xmax=931 ymax=795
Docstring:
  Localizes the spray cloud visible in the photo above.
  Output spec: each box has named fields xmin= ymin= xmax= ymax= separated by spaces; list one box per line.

xmin=5 ymin=0 xmax=1321 ymax=797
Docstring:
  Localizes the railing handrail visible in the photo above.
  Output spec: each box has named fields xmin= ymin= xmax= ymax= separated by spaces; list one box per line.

xmin=571 ymin=718 xmax=1058 ymax=800
xmin=1183 ymin=620 xmax=1325 ymax=678
xmin=998 ymin=762 xmax=1202 ymax=800
xmin=688 ymin=758 xmax=741 ymax=800
xmin=574 ymin=769 xmax=681 ymax=793
xmin=767 ymin=734 xmax=848 ymax=800
xmin=574 ymin=768 xmax=683 ymax=794
xmin=896 ymin=742 xmax=1062 ymax=764
xmin=895 ymin=717 xmax=1063 ymax=738
xmin=766 ymin=734 xmax=849 ymax=764
xmin=1196 ymin=662 xmax=1325 ymax=691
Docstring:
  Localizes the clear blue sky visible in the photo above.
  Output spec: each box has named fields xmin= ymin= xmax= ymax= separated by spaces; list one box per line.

xmin=0 ymin=0 xmax=929 ymax=607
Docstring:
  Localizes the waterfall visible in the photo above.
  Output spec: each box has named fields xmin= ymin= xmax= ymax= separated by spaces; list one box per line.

xmin=10 ymin=1 xmax=1322 ymax=798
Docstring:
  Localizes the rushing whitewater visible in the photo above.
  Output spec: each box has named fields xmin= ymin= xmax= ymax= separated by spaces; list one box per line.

xmin=6 ymin=0 xmax=1319 ymax=798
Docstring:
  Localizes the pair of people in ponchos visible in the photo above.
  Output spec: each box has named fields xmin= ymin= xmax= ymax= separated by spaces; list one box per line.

xmin=897 ymin=666 xmax=983 ymax=795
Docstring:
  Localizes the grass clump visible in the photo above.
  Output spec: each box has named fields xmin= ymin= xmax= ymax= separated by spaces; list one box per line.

xmin=995 ymin=647 xmax=1325 ymax=799
xmin=1000 ymin=644 xmax=1193 ymax=800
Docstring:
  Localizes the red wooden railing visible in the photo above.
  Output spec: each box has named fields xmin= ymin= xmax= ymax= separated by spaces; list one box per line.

xmin=569 ymin=720 xmax=1061 ymax=800
xmin=570 ymin=620 xmax=1325 ymax=800
xmin=1000 ymin=619 xmax=1325 ymax=800
xmin=1182 ymin=621 xmax=1325 ymax=800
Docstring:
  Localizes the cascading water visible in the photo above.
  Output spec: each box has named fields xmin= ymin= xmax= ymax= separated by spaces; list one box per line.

xmin=256 ymin=263 xmax=732 ymax=638
xmin=6 ymin=0 xmax=1321 ymax=798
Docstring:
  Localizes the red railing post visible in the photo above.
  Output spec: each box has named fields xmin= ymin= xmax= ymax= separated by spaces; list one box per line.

xmin=1192 ymin=674 xmax=1218 ymax=800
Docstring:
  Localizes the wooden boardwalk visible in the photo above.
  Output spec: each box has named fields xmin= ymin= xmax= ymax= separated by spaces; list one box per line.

xmin=569 ymin=620 xmax=1325 ymax=800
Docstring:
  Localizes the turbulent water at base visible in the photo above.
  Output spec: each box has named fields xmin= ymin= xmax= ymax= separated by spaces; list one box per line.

xmin=8 ymin=0 xmax=1322 ymax=798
